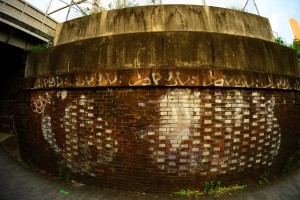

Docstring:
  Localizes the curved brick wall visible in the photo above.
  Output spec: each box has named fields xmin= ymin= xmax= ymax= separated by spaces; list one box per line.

xmin=17 ymin=5 xmax=300 ymax=192
xmin=17 ymin=88 xmax=299 ymax=192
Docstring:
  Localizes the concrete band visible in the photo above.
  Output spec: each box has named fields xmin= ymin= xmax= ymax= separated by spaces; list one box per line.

xmin=54 ymin=5 xmax=275 ymax=46
xmin=26 ymin=32 xmax=299 ymax=78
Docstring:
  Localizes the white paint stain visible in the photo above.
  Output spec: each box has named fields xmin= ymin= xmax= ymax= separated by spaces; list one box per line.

xmin=155 ymin=89 xmax=202 ymax=171
xmin=41 ymin=94 xmax=118 ymax=176
xmin=41 ymin=115 xmax=60 ymax=152
xmin=57 ymin=90 xmax=67 ymax=100
xmin=154 ymin=89 xmax=281 ymax=175
xmin=138 ymin=102 xmax=145 ymax=107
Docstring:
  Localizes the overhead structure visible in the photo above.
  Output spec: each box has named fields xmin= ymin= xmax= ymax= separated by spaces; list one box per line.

xmin=31 ymin=0 xmax=261 ymax=23
xmin=47 ymin=0 xmax=86 ymax=15
xmin=243 ymin=0 xmax=260 ymax=15
xmin=0 ymin=0 xmax=58 ymax=49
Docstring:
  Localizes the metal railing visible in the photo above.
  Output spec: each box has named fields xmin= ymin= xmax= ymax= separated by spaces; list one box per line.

xmin=40 ymin=0 xmax=260 ymax=22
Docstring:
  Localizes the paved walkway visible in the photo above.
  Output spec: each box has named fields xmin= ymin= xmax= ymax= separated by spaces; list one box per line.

xmin=0 ymin=134 xmax=300 ymax=200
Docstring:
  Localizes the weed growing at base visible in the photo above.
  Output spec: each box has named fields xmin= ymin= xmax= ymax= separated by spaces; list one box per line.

xmin=297 ymin=160 xmax=300 ymax=167
xmin=26 ymin=159 xmax=37 ymax=170
xmin=283 ymin=156 xmax=294 ymax=172
xmin=204 ymin=181 xmax=246 ymax=194
xmin=258 ymin=171 xmax=269 ymax=185
xmin=174 ymin=189 xmax=203 ymax=197
xmin=174 ymin=181 xmax=247 ymax=197
xmin=59 ymin=166 xmax=73 ymax=181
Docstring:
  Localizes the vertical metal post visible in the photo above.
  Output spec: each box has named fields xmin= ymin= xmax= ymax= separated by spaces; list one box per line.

xmin=159 ymin=0 xmax=162 ymax=4
xmin=252 ymin=0 xmax=260 ymax=15
xmin=202 ymin=0 xmax=206 ymax=6
xmin=243 ymin=0 xmax=249 ymax=11
xmin=123 ymin=0 xmax=126 ymax=8
xmin=41 ymin=0 xmax=53 ymax=28
xmin=45 ymin=0 xmax=53 ymax=14
xmin=92 ymin=0 xmax=99 ymax=12
xmin=21 ymin=2 xmax=28 ymax=17
xmin=66 ymin=0 xmax=73 ymax=21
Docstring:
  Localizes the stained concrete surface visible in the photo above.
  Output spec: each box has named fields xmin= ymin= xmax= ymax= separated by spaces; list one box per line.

xmin=54 ymin=5 xmax=274 ymax=46
xmin=26 ymin=32 xmax=299 ymax=78
xmin=0 ymin=133 xmax=300 ymax=200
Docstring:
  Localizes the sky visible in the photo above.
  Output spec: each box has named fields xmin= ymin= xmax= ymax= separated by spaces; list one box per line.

xmin=26 ymin=0 xmax=300 ymax=44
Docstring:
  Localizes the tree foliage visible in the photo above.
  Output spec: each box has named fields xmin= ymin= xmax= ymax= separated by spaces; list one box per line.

xmin=108 ymin=0 xmax=139 ymax=10
xmin=81 ymin=0 xmax=140 ymax=14
xmin=292 ymin=40 xmax=300 ymax=64
xmin=275 ymin=36 xmax=286 ymax=46
xmin=275 ymin=36 xmax=300 ymax=65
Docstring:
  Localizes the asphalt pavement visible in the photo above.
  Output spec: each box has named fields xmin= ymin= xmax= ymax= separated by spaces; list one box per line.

xmin=0 ymin=133 xmax=300 ymax=200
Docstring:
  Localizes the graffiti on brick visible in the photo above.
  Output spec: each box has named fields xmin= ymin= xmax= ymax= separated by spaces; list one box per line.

xmin=214 ymin=73 xmax=297 ymax=90
xmin=75 ymin=75 xmax=96 ymax=86
xmin=164 ymin=71 xmax=197 ymax=86
xmin=31 ymin=70 xmax=300 ymax=90
xmin=31 ymin=92 xmax=52 ymax=115
xmin=31 ymin=91 xmax=67 ymax=115
xmin=214 ymin=74 xmax=251 ymax=87
xmin=34 ymin=76 xmax=63 ymax=89
xmin=152 ymin=72 xmax=163 ymax=85
xmin=129 ymin=71 xmax=151 ymax=86
xmin=96 ymin=72 xmax=118 ymax=86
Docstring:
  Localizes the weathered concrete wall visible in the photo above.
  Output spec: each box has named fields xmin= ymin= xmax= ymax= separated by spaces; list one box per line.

xmin=26 ymin=32 xmax=299 ymax=78
xmin=53 ymin=5 xmax=274 ymax=46
xmin=18 ymin=5 xmax=300 ymax=192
